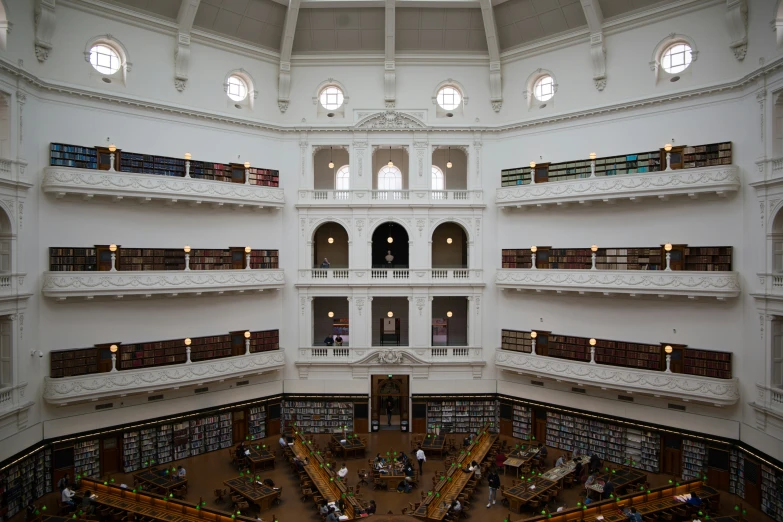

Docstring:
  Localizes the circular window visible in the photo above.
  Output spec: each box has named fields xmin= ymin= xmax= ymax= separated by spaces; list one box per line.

xmin=89 ymin=44 xmax=121 ymax=75
xmin=661 ymin=43 xmax=693 ymax=74
xmin=533 ymin=75 xmax=555 ymax=102
xmin=436 ymin=86 xmax=462 ymax=111
xmin=226 ymin=75 xmax=248 ymax=102
xmin=319 ymin=86 xmax=345 ymax=110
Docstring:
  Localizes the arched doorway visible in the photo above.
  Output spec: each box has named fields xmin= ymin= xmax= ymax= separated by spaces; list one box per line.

xmin=372 ymin=374 xmax=409 ymax=431
xmin=312 ymin=221 xmax=349 ymax=268
xmin=371 ymin=222 xmax=409 ymax=268
xmin=431 ymin=222 xmax=467 ymax=269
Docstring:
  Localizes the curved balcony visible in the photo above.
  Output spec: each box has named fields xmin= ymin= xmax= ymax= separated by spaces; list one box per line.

xmin=296 ymin=189 xmax=485 ymax=208
xmin=43 ymin=269 xmax=285 ymax=301
xmin=496 ymin=166 xmax=739 ymax=209
xmin=43 ymin=351 xmax=285 ymax=405
xmin=42 ymin=167 xmax=285 ymax=210
xmin=496 ymin=269 xmax=739 ymax=300
xmin=495 ymin=350 xmax=739 ymax=406
xmin=297 ymin=268 xmax=485 ymax=287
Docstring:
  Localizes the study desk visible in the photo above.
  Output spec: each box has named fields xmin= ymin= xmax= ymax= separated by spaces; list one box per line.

xmin=331 ymin=435 xmax=366 ymax=459
xmin=502 ymin=477 xmax=558 ymax=513
xmin=223 ymin=477 xmax=280 ymax=512
xmin=244 ymin=446 xmax=275 ymax=473
xmin=568 ymin=485 xmax=719 ymax=522
xmin=542 ymin=455 xmax=590 ymax=482
xmin=374 ymin=469 xmax=411 ymax=489
xmin=73 ymin=479 xmax=256 ymax=522
xmin=587 ymin=468 xmax=647 ymax=498
xmin=504 ymin=447 xmax=539 ymax=477
xmin=412 ymin=423 xmax=496 ymax=521
xmin=420 ymin=434 xmax=447 ymax=458
xmin=291 ymin=431 xmax=363 ymax=519
xmin=133 ymin=469 xmax=188 ymax=494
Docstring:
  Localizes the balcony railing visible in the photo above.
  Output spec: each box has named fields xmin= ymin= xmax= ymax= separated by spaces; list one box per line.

xmin=0 ymin=158 xmax=31 ymax=190
xmin=43 ymin=350 xmax=285 ymax=405
xmin=496 ymin=268 xmax=740 ymax=299
xmin=496 ymin=165 xmax=739 ymax=209
xmin=296 ymin=189 xmax=485 ymax=207
xmin=495 ymin=350 xmax=739 ymax=406
xmin=43 ymin=269 xmax=285 ymax=301
xmin=42 ymin=166 xmax=285 ymax=210
xmin=297 ymin=346 xmax=480 ymax=362
xmin=0 ymin=273 xmax=27 ymax=300
xmin=298 ymin=268 xmax=484 ymax=286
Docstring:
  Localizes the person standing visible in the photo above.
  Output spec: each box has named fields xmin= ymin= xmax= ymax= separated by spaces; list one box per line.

xmin=416 ymin=445 xmax=426 ymax=476
xmin=486 ymin=467 xmax=500 ymax=508
xmin=386 ymin=398 xmax=394 ymax=426
xmin=321 ymin=258 xmax=330 ymax=269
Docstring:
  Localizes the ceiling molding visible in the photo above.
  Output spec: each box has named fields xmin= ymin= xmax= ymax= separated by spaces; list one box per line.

xmin=291 ymin=52 xmax=490 ymax=66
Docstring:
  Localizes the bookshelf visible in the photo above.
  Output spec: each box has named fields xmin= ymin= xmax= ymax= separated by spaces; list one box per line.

xmin=123 ymin=431 xmax=140 ymax=472
xmin=729 ymin=450 xmax=744 ymax=498
xmin=204 ymin=413 xmax=232 ymax=453
xmin=501 ymin=330 xmax=532 ymax=352
xmin=640 ymin=431 xmax=661 ymax=473
xmin=283 ymin=401 xmax=354 ymax=434
xmin=425 ymin=400 xmax=498 ymax=433
xmin=49 ymin=348 xmax=100 ymax=378
xmin=588 ymin=421 xmax=627 ymax=465
xmin=0 ymin=448 xmax=52 ymax=519
xmin=761 ymin=465 xmax=783 ymax=520
xmin=625 ymin=429 xmax=644 ymax=470
xmin=248 ymin=406 xmax=266 ymax=440
xmin=511 ymin=404 xmax=531 ymax=441
xmin=249 ymin=330 xmax=279 ymax=353
xmin=683 ymin=348 xmax=732 ymax=379
xmin=594 ymin=339 xmax=663 ymax=371
xmin=500 ymin=141 xmax=730 ymax=186
xmin=50 ymin=143 xmax=98 ymax=169
xmin=548 ymin=335 xmax=590 ymax=362
xmin=173 ymin=422 xmax=190 ymax=460
xmin=189 ymin=335 xmax=232 ymax=362
xmin=140 ymin=428 xmax=157 ymax=467
xmin=681 ymin=439 xmax=707 ymax=480
xmin=546 ymin=412 xmax=589 ymax=454
xmin=50 ymin=143 xmax=281 ymax=187
xmin=190 ymin=417 xmax=205 ymax=456
xmin=501 ymin=245 xmax=730 ymax=272
xmin=158 ymin=424 xmax=173 ymax=464
xmin=49 ymin=248 xmax=97 ymax=272
xmin=74 ymin=440 xmax=101 ymax=478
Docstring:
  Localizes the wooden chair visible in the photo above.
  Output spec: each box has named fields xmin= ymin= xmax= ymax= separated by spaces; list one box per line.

xmin=273 ymin=486 xmax=283 ymax=505
xmin=214 ymin=488 xmax=227 ymax=503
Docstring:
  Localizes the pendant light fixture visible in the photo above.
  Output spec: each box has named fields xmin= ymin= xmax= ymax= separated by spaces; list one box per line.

xmin=327 ymin=223 xmax=334 ymax=244
xmin=446 ymin=147 xmax=452 ymax=169
xmin=387 ymin=146 xmax=394 ymax=168
xmin=328 ymin=147 xmax=334 ymax=170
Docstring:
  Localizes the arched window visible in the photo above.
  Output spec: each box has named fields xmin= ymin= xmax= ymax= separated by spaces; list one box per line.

xmin=432 ymin=166 xmax=445 ymax=191
xmin=335 ymin=165 xmax=350 ymax=191
xmin=378 ymin=165 xmax=402 ymax=191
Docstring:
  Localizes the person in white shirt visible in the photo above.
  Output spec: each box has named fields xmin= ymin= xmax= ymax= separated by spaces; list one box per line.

xmin=450 ymin=500 xmax=461 ymax=513
xmin=415 ymin=446 xmax=426 ymax=475
xmin=555 ymin=455 xmax=565 ymax=467
xmin=337 ymin=463 xmax=348 ymax=480
xmin=61 ymin=487 xmax=75 ymax=508
xmin=279 ymin=436 xmax=287 ymax=448
xmin=177 ymin=466 xmax=186 ymax=478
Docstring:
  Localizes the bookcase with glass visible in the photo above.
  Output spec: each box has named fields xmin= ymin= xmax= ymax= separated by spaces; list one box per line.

xmin=123 ymin=431 xmax=140 ymax=472
xmin=681 ymin=439 xmax=707 ymax=481
xmin=511 ymin=404 xmax=532 ymax=441
xmin=283 ymin=401 xmax=355 ymax=434
xmin=500 ymin=141 xmax=731 ymax=186
xmin=49 ymin=142 xmax=280 ymax=187
xmin=248 ymin=406 xmax=267 ymax=440
xmin=74 ymin=439 xmax=101 ymax=478
xmin=426 ymin=399 xmax=498 ymax=433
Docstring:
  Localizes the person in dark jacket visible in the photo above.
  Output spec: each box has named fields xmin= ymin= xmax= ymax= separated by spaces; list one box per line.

xmin=602 ymin=479 xmax=615 ymax=500
xmin=589 ymin=453 xmax=602 ymax=474
xmin=486 ymin=467 xmax=500 ymax=508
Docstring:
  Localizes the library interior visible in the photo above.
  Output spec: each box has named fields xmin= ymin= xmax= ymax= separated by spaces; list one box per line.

xmin=2 ymin=0 xmax=783 ymax=521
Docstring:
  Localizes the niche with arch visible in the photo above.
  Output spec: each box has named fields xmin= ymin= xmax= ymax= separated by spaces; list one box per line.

xmin=313 ymin=221 xmax=349 ymax=268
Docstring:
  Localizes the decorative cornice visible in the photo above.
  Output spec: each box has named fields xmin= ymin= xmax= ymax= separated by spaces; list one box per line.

xmin=495 ymin=351 xmax=739 ymax=406
xmin=355 ymin=110 xmax=426 ymax=130
xmin=43 ymin=269 xmax=285 ymax=300
xmin=41 ymin=167 xmax=285 ymax=209
xmin=496 ymin=166 xmax=739 ymax=208
xmin=496 ymin=269 xmax=740 ymax=299
xmin=43 ymin=351 xmax=286 ymax=404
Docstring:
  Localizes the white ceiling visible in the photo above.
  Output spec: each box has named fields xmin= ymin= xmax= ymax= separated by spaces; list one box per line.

xmin=103 ymin=0 xmax=682 ymax=55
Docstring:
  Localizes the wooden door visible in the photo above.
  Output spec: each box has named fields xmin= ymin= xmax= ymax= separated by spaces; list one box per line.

xmin=412 ymin=403 xmax=426 ymax=434
xmin=533 ymin=163 xmax=550 ymax=183
xmin=743 ymin=457 xmax=761 ymax=509
xmin=354 ymin=402 xmax=369 ymax=433
xmin=230 ymin=164 xmax=246 ymax=184
xmin=268 ymin=403 xmax=281 ymax=435
xmin=660 ymin=146 xmax=685 ymax=170
xmin=662 ymin=435 xmax=682 ymax=476
xmin=96 ymin=245 xmax=114 ymax=271
xmin=534 ymin=419 xmax=546 ymax=444
xmin=662 ymin=244 xmax=686 ymax=271
xmin=102 ymin=437 xmax=119 ymax=475
xmin=536 ymin=247 xmax=551 ymax=269
xmin=499 ymin=419 xmax=513 ymax=437
xmin=96 ymin=147 xmax=119 ymax=171
xmin=230 ymin=331 xmax=246 ymax=356
xmin=535 ymin=331 xmax=551 ymax=357
xmin=230 ymin=247 xmax=245 ymax=270
xmin=96 ymin=346 xmax=113 ymax=373
xmin=233 ymin=411 xmax=247 ymax=443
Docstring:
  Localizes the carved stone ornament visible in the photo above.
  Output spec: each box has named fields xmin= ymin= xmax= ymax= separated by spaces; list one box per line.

xmin=491 ymin=101 xmax=502 ymax=112
xmin=377 ymin=350 xmax=404 ymax=364
xmin=355 ymin=111 xmax=426 ymax=130
xmin=174 ymin=79 xmax=187 ymax=92
xmin=278 ymin=101 xmax=289 ymax=113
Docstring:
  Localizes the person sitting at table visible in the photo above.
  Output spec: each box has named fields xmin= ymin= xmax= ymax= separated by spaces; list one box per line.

xmin=365 ymin=500 xmax=377 ymax=515
xmin=584 ymin=473 xmax=596 ymax=489
xmin=61 ymin=486 xmax=76 ymax=510
xmin=555 ymin=454 xmax=565 ymax=467
xmin=337 ymin=497 xmax=346 ymax=513
xmin=319 ymin=501 xmax=330 ymax=516
xmin=236 ymin=442 xmax=247 ymax=459
xmin=57 ymin=474 xmax=70 ymax=493
xmin=463 ymin=435 xmax=473 ymax=447
xmin=537 ymin=443 xmax=548 ymax=462
xmin=338 ymin=463 xmax=349 ymax=480
xmin=450 ymin=500 xmax=461 ymax=514
xmin=469 ymin=460 xmax=481 ymax=480
xmin=325 ymin=507 xmax=339 ymax=522
xmin=404 ymin=462 xmax=415 ymax=479
xmin=601 ymin=478 xmax=615 ymax=500
xmin=495 ymin=449 xmax=506 ymax=468
xmin=80 ymin=490 xmax=96 ymax=515
xmin=263 ymin=478 xmax=278 ymax=489
xmin=686 ymin=492 xmax=703 ymax=507
xmin=573 ymin=461 xmax=584 ymax=484
xmin=398 ymin=451 xmax=409 ymax=464
xmin=589 ymin=453 xmax=601 ymax=474
xmin=278 ymin=435 xmax=287 ymax=448
xmin=624 ymin=507 xmax=643 ymax=522
xmin=177 ymin=465 xmax=186 ymax=478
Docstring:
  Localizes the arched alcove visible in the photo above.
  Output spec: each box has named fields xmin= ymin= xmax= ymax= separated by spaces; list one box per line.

xmin=0 ymin=204 xmax=13 ymax=273
xmin=0 ymin=93 xmax=10 ymax=158
xmin=313 ymin=221 xmax=349 ymax=268
xmin=371 ymin=222 xmax=409 ymax=268
xmin=432 ymin=222 xmax=467 ymax=269
xmin=313 ymin=147 xmax=350 ymax=190
xmin=372 ymin=147 xmax=409 ymax=191
xmin=432 ymin=147 xmax=467 ymax=190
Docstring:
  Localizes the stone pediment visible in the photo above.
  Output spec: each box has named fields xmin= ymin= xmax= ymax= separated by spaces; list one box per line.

xmin=354 ymin=111 xmax=427 ymax=130
xmin=352 ymin=349 xmax=429 ymax=365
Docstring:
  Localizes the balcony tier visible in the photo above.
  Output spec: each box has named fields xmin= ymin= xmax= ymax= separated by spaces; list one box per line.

xmin=0 ymin=159 xmax=32 ymax=190
xmin=297 ymin=268 xmax=484 ymax=287
xmin=749 ymin=384 xmax=783 ymax=429
xmin=496 ymin=269 xmax=740 ymax=299
xmin=42 ymin=167 xmax=285 ymax=210
xmin=43 ymin=351 xmax=285 ymax=405
xmin=296 ymin=189 xmax=485 ymax=208
xmin=495 ymin=351 xmax=739 ymax=406
xmin=294 ymin=347 xmax=485 ymax=379
xmin=42 ymin=269 xmax=285 ymax=301
xmin=496 ymin=166 xmax=739 ymax=209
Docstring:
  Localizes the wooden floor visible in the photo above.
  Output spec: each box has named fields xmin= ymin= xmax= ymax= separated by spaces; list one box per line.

xmin=23 ymin=431 xmax=771 ymax=522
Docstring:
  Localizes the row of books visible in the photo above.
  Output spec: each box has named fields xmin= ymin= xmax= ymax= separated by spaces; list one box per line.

xmin=511 ymin=404 xmax=532 ymax=441
xmin=426 ymin=400 xmax=498 ymax=433
xmin=283 ymin=401 xmax=355 ymax=433
xmin=0 ymin=448 xmax=52 ymax=519
xmin=761 ymin=465 xmax=783 ymax=520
